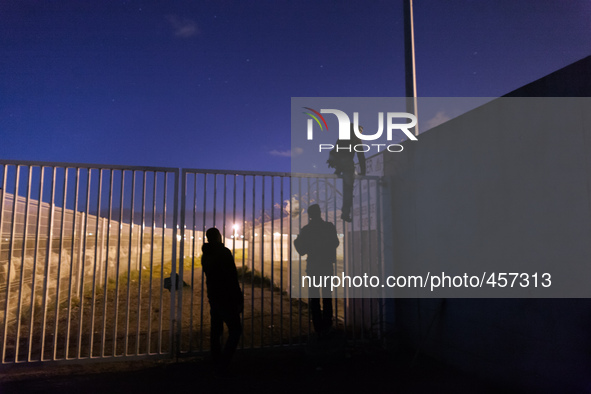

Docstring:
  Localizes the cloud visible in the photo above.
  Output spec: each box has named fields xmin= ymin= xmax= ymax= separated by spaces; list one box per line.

xmin=269 ymin=147 xmax=303 ymax=157
xmin=425 ymin=111 xmax=451 ymax=130
xmin=167 ymin=15 xmax=199 ymax=38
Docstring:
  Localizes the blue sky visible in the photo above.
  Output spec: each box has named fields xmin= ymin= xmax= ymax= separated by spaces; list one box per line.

xmin=1 ymin=0 xmax=589 ymax=172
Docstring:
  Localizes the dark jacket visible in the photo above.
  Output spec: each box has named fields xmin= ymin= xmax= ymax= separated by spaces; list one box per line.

xmin=294 ymin=218 xmax=340 ymax=276
xmin=334 ymin=134 xmax=366 ymax=175
xmin=201 ymin=242 xmax=244 ymax=311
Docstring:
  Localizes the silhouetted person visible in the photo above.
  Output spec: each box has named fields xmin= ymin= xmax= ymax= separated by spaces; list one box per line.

xmin=294 ymin=204 xmax=340 ymax=336
xmin=201 ymin=227 xmax=243 ymax=370
xmin=327 ymin=123 xmax=366 ymax=222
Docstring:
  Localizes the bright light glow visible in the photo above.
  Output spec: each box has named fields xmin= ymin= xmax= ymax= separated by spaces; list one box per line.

xmin=273 ymin=232 xmax=281 ymax=236
xmin=233 ymin=224 xmax=239 ymax=231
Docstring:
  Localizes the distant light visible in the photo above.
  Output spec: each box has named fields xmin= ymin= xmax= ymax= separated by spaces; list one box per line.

xmin=273 ymin=232 xmax=281 ymax=236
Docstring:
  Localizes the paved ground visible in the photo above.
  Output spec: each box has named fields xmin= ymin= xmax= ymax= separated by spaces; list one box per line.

xmin=0 ymin=338 xmax=511 ymax=394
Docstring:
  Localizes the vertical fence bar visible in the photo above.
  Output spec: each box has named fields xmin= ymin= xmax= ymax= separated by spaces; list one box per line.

xmin=177 ymin=171 xmax=186 ymax=356
xmin=333 ymin=177 xmax=339 ymax=329
xmin=76 ymin=168 xmax=91 ymax=359
xmin=0 ymin=164 xmax=6 ymax=231
xmin=51 ymin=167 xmax=69 ymax=360
xmin=270 ymin=177 xmax=274 ymax=347
xmin=297 ymin=177 xmax=302 ymax=345
xmin=306 ymin=177 xmax=310 ymax=339
xmin=250 ymin=176 xmax=255 ymax=349
xmin=171 ymin=169 xmax=179 ymax=358
xmin=112 ymin=170 xmax=125 ymax=356
xmin=212 ymin=174 xmax=217 ymax=228
xmin=14 ymin=166 xmax=32 ymax=362
xmin=222 ymin=174 xmax=226 ymax=244
xmin=289 ymin=176 xmax=293 ymax=346
xmin=157 ymin=172 xmax=167 ymax=354
xmin=100 ymin=170 xmax=113 ymax=357
xmin=359 ymin=176 xmax=365 ymax=342
xmin=366 ymin=178 xmax=373 ymax=340
xmin=65 ymin=168 xmax=80 ymax=359
xmin=146 ymin=172 xmax=156 ymax=354
xmin=2 ymin=165 xmax=19 ymax=363
xmin=240 ymin=175 xmax=246 ymax=350
xmin=88 ymin=169 xmax=103 ymax=357
xmin=124 ymin=171 xmax=136 ymax=356
xmin=260 ymin=176 xmax=265 ymax=349
xmin=231 ymin=174 xmax=236 ymax=276
xmin=377 ymin=178 xmax=385 ymax=340
xmin=199 ymin=174 xmax=206 ymax=353
xmin=279 ymin=176 xmax=284 ymax=347
xmin=188 ymin=173 xmax=196 ymax=353
xmin=135 ymin=171 xmax=146 ymax=355
xmin=0 ymin=165 xmax=6 ymax=344
xmin=40 ymin=166 xmax=56 ymax=360
xmin=350 ymin=176 xmax=356 ymax=345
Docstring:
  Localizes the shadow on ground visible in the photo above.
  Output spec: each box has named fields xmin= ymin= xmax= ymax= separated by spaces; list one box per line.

xmin=0 ymin=336 xmax=511 ymax=394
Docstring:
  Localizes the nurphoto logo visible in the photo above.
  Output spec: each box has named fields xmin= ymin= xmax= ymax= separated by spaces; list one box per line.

xmin=303 ymin=108 xmax=418 ymax=154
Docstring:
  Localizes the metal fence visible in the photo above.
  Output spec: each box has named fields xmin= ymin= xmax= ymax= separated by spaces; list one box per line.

xmin=0 ymin=160 xmax=385 ymax=365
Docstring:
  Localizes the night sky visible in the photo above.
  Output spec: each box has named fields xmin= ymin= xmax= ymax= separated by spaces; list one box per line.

xmin=1 ymin=0 xmax=589 ymax=172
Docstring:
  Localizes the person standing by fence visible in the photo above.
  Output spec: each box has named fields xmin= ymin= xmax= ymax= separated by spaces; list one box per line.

xmin=201 ymin=227 xmax=244 ymax=371
xmin=294 ymin=204 xmax=340 ymax=337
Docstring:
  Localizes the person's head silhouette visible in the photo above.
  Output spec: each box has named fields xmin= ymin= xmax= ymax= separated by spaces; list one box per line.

xmin=350 ymin=123 xmax=363 ymax=134
xmin=206 ymin=227 xmax=222 ymax=243
xmin=308 ymin=204 xmax=321 ymax=221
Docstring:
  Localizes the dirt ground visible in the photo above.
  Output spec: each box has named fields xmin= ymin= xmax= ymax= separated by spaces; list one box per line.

xmin=1 ymin=263 xmax=313 ymax=362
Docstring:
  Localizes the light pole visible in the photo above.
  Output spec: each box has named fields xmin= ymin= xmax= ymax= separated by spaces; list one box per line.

xmin=403 ymin=0 xmax=419 ymax=137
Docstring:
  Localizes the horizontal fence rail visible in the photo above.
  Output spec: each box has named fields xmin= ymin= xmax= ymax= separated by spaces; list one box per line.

xmin=0 ymin=160 xmax=385 ymax=365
